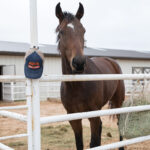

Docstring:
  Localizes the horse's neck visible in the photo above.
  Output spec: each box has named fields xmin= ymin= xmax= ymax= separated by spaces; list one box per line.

xmin=61 ymin=56 xmax=101 ymax=90
xmin=61 ymin=56 xmax=85 ymax=87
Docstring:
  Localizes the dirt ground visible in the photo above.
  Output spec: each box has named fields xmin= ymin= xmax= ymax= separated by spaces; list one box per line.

xmin=0 ymin=100 xmax=150 ymax=150
xmin=0 ymin=100 xmax=117 ymax=136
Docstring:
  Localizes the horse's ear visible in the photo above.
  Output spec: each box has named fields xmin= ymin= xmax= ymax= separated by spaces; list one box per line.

xmin=75 ymin=3 xmax=84 ymax=20
xmin=55 ymin=2 xmax=64 ymax=22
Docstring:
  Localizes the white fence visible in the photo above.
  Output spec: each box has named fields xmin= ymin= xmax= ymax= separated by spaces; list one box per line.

xmin=2 ymin=77 xmax=148 ymax=102
xmin=0 ymin=74 xmax=150 ymax=150
xmin=2 ymin=82 xmax=61 ymax=101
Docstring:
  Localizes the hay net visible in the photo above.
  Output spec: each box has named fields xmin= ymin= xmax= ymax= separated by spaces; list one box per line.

xmin=119 ymin=79 xmax=150 ymax=139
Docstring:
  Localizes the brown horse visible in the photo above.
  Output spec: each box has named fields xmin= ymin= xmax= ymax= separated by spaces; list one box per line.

xmin=55 ymin=3 xmax=125 ymax=150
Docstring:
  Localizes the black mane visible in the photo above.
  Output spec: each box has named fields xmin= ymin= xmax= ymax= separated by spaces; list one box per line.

xmin=63 ymin=12 xmax=75 ymax=22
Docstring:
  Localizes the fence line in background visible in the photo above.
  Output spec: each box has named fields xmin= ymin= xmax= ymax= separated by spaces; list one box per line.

xmin=3 ymin=80 xmax=145 ymax=101
xmin=1 ymin=74 xmax=150 ymax=101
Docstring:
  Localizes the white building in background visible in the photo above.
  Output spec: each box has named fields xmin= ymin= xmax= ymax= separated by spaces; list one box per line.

xmin=0 ymin=41 xmax=150 ymax=101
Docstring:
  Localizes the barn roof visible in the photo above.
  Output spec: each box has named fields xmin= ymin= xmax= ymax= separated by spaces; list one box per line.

xmin=0 ymin=41 xmax=150 ymax=60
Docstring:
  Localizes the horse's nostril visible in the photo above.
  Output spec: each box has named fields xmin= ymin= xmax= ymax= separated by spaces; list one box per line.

xmin=72 ymin=58 xmax=78 ymax=68
xmin=72 ymin=56 xmax=85 ymax=72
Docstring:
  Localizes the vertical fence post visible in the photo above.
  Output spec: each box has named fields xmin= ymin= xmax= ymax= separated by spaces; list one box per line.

xmin=26 ymin=79 xmax=33 ymax=150
xmin=26 ymin=79 xmax=41 ymax=150
xmin=11 ymin=82 xmax=14 ymax=101
xmin=32 ymin=79 xmax=41 ymax=150
xmin=29 ymin=0 xmax=40 ymax=148
xmin=29 ymin=0 xmax=38 ymax=48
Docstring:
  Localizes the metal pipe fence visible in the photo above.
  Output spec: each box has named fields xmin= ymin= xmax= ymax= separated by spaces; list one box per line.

xmin=88 ymin=135 xmax=150 ymax=150
xmin=2 ymin=74 xmax=149 ymax=101
xmin=40 ymin=105 xmax=150 ymax=124
xmin=0 ymin=143 xmax=14 ymax=150
xmin=0 ymin=74 xmax=150 ymax=150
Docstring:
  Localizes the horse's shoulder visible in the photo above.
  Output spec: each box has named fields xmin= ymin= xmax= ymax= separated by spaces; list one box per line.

xmin=90 ymin=57 xmax=122 ymax=74
xmin=90 ymin=57 xmax=116 ymax=64
xmin=90 ymin=57 xmax=112 ymax=67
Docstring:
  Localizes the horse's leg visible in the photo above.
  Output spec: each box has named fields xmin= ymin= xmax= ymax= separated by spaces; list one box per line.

xmin=117 ymin=115 xmax=124 ymax=150
xmin=89 ymin=117 xmax=102 ymax=148
xmin=119 ymin=136 xmax=124 ymax=150
xmin=118 ymin=123 xmax=124 ymax=150
xmin=69 ymin=119 xmax=83 ymax=150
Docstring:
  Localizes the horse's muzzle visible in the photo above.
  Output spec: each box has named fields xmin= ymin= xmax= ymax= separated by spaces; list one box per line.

xmin=72 ymin=56 xmax=86 ymax=73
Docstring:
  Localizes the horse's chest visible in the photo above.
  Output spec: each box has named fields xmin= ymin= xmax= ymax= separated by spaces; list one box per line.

xmin=61 ymin=82 xmax=101 ymax=112
xmin=61 ymin=90 xmax=90 ymax=113
xmin=62 ymin=86 xmax=90 ymax=102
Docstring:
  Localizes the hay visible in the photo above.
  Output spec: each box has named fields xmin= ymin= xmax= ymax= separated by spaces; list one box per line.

xmin=119 ymin=95 xmax=150 ymax=139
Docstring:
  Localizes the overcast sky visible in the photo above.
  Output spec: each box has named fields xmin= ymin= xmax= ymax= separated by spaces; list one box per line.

xmin=0 ymin=0 xmax=150 ymax=51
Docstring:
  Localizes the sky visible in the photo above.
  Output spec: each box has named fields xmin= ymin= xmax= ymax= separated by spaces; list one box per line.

xmin=0 ymin=0 xmax=150 ymax=51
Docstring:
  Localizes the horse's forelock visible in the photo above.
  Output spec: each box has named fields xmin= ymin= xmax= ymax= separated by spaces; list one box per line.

xmin=56 ymin=12 xmax=75 ymax=34
xmin=56 ymin=12 xmax=75 ymax=32
xmin=63 ymin=12 xmax=75 ymax=22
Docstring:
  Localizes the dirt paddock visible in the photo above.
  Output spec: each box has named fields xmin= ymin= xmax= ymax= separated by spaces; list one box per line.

xmin=0 ymin=100 xmax=150 ymax=150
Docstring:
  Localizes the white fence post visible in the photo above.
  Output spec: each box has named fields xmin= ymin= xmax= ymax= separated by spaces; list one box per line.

xmin=11 ymin=82 xmax=14 ymax=101
xmin=32 ymin=79 xmax=41 ymax=150
xmin=26 ymin=79 xmax=33 ymax=150
xmin=29 ymin=0 xmax=38 ymax=48
xmin=27 ymin=79 xmax=41 ymax=150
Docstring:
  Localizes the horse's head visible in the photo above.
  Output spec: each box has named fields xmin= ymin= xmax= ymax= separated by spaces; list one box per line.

xmin=56 ymin=3 xmax=86 ymax=73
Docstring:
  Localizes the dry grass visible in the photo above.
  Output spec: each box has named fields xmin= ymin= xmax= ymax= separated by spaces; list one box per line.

xmin=1 ymin=101 xmax=150 ymax=150
xmin=2 ymin=124 xmax=118 ymax=150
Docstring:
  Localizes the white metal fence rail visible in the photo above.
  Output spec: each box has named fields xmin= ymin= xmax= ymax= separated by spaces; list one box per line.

xmin=2 ymin=73 xmax=150 ymax=101
xmin=0 ymin=74 xmax=150 ymax=150
xmin=3 ymin=82 xmax=61 ymax=101
xmin=2 ymin=80 xmax=145 ymax=101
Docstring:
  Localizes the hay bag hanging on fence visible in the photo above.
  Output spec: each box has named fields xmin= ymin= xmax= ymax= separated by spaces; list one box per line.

xmin=119 ymin=94 xmax=150 ymax=139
